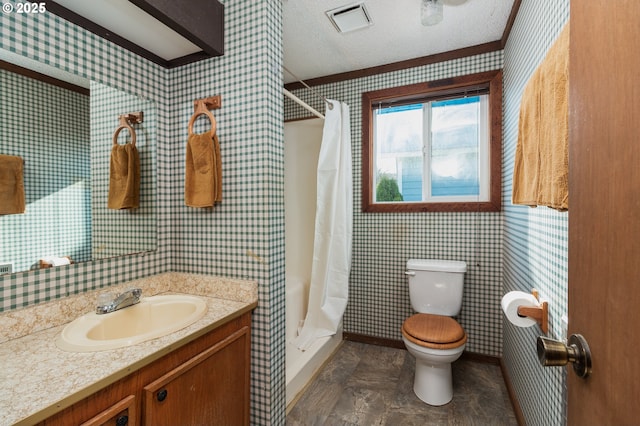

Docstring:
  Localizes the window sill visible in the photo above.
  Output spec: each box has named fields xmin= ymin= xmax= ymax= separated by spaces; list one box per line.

xmin=362 ymin=200 xmax=501 ymax=213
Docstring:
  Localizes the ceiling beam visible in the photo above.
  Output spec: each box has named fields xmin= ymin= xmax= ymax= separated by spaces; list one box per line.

xmin=129 ymin=0 xmax=224 ymax=57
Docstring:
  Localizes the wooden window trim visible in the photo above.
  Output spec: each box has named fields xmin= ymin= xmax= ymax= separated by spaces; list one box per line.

xmin=362 ymin=69 xmax=503 ymax=213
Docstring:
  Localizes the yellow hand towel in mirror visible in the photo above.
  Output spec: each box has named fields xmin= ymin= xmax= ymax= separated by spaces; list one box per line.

xmin=0 ymin=154 xmax=26 ymax=215
xmin=108 ymin=144 xmax=140 ymax=210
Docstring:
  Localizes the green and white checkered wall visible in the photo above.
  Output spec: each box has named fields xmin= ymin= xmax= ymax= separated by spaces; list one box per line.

xmin=502 ymin=0 xmax=569 ymax=425
xmin=167 ymin=2 xmax=286 ymax=423
xmin=1 ymin=69 xmax=91 ymax=272
xmin=1 ymin=2 xmax=285 ymax=424
xmin=285 ymin=51 xmax=505 ymax=357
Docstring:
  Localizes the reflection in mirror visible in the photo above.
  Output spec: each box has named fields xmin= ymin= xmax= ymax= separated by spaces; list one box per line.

xmin=0 ymin=50 xmax=156 ymax=274
xmin=90 ymin=82 xmax=156 ymax=260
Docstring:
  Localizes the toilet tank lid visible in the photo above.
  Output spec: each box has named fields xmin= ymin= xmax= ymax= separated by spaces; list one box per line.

xmin=407 ymin=259 xmax=467 ymax=273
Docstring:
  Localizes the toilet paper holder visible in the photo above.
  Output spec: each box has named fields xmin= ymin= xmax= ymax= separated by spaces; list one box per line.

xmin=516 ymin=289 xmax=548 ymax=333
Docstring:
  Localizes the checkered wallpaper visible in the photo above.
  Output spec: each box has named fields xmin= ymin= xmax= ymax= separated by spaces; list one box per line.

xmin=285 ymin=51 xmax=505 ymax=357
xmin=0 ymin=69 xmax=91 ymax=272
xmin=1 ymin=1 xmax=285 ymax=424
xmin=90 ymin=81 xmax=157 ymax=259
xmin=502 ymin=1 xmax=570 ymax=425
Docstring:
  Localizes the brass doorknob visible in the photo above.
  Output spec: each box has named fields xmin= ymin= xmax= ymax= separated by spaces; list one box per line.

xmin=536 ymin=334 xmax=592 ymax=378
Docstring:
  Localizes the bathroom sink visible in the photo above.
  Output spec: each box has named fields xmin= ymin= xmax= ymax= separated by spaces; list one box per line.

xmin=55 ymin=294 xmax=208 ymax=352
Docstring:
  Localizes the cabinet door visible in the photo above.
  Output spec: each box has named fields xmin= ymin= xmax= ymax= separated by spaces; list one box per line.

xmin=143 ymin=326 xmax=250 ymax=426
xmin=79 ymin=395 xmax=137 ymax=426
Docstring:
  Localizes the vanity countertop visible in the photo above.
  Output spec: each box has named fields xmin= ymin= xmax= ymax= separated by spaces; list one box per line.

xmin=0 ymin=272 xmax=258 ymax=426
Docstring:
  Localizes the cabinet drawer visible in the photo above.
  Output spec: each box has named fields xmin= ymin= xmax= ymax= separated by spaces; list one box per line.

xmin=80 ymin=395 xmax=136 ymax=426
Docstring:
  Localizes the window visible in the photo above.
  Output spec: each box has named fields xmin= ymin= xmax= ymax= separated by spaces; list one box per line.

xmin=362 ymin=70 xmax=502 ymax=212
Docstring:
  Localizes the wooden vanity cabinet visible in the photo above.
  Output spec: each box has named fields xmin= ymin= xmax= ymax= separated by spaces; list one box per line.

xmin=39 ymin=312 xmax=251 ymax=426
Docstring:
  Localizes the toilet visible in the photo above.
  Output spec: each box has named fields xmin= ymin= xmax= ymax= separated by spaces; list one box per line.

xmin=401 ymin=259 xmax=467 ymax=406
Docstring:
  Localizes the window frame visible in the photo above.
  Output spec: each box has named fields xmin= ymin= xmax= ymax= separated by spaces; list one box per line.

xmin=362 ymin=70 xmax=503 ymax=213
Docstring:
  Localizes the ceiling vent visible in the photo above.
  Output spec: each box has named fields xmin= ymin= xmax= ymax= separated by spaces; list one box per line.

xmin=326 ymin=2 xmax=373 ymax=34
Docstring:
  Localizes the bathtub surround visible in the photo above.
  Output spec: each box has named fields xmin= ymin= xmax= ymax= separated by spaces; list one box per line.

xmin=1 ymin=1 xmax=286 ymax=424
xmin=283 ymin=119 xmax=344 ymax=406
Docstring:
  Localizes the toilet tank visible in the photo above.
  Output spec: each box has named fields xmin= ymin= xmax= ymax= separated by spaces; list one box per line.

xmin=406 ymin=259 xmax=467 ymax=316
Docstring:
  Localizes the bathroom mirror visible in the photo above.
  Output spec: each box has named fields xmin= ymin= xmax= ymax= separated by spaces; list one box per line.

xmin=0 ymin=49 xmax=157 ymax=274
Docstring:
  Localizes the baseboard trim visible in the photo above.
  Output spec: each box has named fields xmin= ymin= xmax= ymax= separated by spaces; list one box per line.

xmin=460 ymin=351 xmax=500 ymax=364
xmin=343 ymin=332 xmax=406 ymax=349
xmin=500 ymin=359 xmax=526 ymax=426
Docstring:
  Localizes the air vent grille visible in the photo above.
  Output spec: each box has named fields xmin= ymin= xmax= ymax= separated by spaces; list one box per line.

xmin=326 ymin=2 xmax=373 ymax=34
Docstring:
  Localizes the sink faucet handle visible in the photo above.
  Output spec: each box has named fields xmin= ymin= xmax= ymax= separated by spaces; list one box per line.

xmin=97 ymin=292 xmax=116 ymax=307
xmin=123 ymin=288 xmax=142 ymax=299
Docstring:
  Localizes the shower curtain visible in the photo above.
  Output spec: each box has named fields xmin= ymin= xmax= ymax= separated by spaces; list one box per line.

xmin=293 ymin=100 xmax=352 ymax=351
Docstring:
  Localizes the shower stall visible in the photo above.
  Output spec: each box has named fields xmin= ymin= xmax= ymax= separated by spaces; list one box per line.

xmin=284 ymin=115 xmax=349 ymax=407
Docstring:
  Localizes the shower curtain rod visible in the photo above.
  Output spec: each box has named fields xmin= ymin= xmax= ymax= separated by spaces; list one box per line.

xmin=284 ymin=88 xmax=325 ymax=120
xmin=283 ymin=66 xmax=334 ymax=111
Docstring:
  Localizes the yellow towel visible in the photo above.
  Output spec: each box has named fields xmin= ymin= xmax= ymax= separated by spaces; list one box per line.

xmin=185 ymin=133 xmax=222 ymax=207
xmin=108 ymin=144 xmax=140 ymax=209
xmin=513 ymin=22 xmax=569 ymax=211
xmin=0 ymin=154 xmax=26 ymax=215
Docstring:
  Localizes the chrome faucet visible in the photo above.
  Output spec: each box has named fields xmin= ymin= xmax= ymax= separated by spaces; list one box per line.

xmin=96 ymin=288 xmax=142 ymax=315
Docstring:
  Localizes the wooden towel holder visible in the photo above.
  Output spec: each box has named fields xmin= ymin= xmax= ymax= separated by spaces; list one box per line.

xmin=112 ymin=111 xmax=144 ymax=146
xmin=188 ymin=95 xmax=221 ymax=138
xmin=517 ymin=289 xmax=549 ymax=334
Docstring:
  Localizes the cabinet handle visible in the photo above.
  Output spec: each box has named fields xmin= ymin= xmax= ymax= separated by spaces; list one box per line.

xmin=115 ymin=415 xmax=128 ymax=426
xmin=157 ymin=389 xmax=168 ymax=402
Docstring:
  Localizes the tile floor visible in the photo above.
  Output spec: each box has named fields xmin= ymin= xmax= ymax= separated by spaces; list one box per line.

xmin=287 ymin=341 xmax=518 ymax=426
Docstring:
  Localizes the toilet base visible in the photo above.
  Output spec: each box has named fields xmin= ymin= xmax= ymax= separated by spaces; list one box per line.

xmin=413 ymin=360 xmax=453 ymax=406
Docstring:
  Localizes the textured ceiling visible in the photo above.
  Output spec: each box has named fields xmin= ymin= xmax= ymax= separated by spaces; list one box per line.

xmin=283 ymin=0 xmax=516 ymax=83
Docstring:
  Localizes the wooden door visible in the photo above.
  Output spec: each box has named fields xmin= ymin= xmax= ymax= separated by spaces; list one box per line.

xmin=568 ymin=0 xmax=640 ymax=424
xmin=142 ymin=327 xmax=250 ymax=426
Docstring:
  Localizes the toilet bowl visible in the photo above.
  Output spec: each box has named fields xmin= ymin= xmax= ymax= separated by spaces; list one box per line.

xmin=402 ymin=259 xmax=467 ymax=406
xmin=402 ymin=313 xmax=466 ymax=405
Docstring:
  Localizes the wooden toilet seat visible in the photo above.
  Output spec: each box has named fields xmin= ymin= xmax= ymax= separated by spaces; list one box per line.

xmin=402 ymin=313 xmax=467 ymax=350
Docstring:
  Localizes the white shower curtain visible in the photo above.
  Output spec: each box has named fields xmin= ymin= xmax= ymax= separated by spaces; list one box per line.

xmin=293 ymin=100 xmax=352 ymax=351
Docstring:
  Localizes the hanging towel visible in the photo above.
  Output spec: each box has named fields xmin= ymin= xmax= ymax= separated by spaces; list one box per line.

xmin=513 ymin=22 xmax=570 ymax=211
xmin=0 ymin=154 xmax=25 ymax=215
xmin=185 ymin=132 xmax=222 ymax=207
xmin=108 ymin=144 xmax=140 ymax=209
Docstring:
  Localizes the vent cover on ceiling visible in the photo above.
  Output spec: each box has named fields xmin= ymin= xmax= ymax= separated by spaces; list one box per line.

xmin=326 ymin=2 xmax=373 ymax=34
